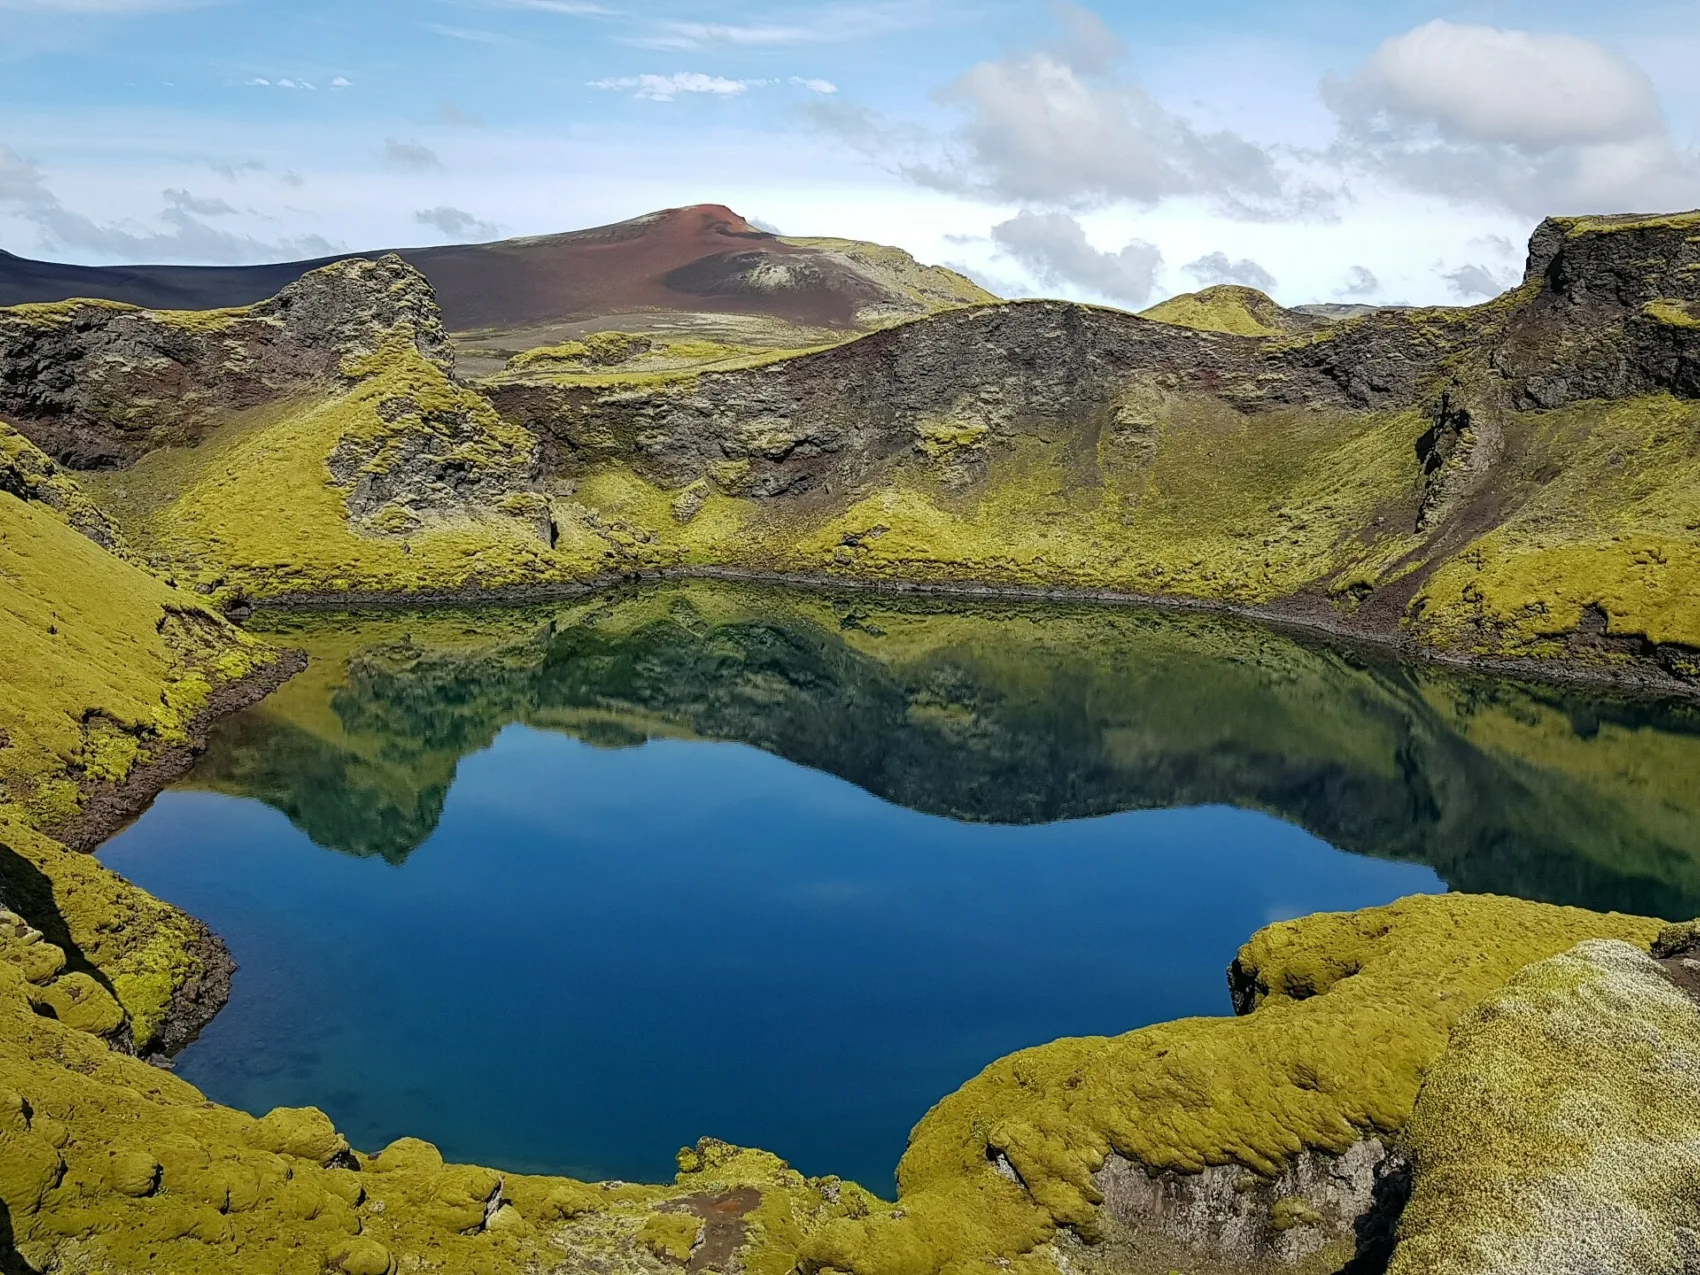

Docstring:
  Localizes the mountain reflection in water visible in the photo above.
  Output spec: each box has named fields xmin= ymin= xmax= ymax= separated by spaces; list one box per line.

xmin=195 ymin=580 xmax=1700 ymax=919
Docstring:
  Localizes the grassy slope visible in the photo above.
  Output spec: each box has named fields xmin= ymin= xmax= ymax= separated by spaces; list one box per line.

xmin=1 ymin=520 xmax=1685 ymax=1271
xmin=1415 ymin=394 xmax=1700 ymax=656
xmin=91 ymin=363 xmax=1434 ymax=616
xmin=0 ymin=424 xmax=281 ymax=1043
xmin=1138 ymin=285 xmax=1317 ymax=337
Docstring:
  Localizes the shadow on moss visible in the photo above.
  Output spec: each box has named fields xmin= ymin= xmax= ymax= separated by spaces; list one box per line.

xmin=0 ymin=834 xmax=124 ymax=1014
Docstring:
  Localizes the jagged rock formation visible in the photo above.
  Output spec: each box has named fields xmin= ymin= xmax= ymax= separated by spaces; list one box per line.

xmin=1 ymin=211 xmax=1698 ymax=689
xmin=1091 ymin=1139 xmax=1407 ymax=1273
xmin=0 ymin=256 xmax=452 ymax=466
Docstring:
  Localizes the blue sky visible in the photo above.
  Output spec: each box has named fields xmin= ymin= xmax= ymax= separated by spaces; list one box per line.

xmin=3 ymin=0 xmax=1698 ymax=307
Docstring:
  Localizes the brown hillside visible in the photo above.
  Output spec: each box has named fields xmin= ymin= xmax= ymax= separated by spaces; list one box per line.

xmin=0 ymin=204 xmax=993 ymax=336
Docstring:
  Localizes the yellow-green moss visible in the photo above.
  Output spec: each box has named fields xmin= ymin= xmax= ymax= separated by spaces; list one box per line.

xmin=1139 ymin=286 xmax=1289 ymax=337
xmin=0 ymin=425 xmax=287 ymax=1042
xmin=495 ymin=334 xmax=835 ymax=388
xmin=1390 ymin=939 xmax=1700 ymax=1274
xmin=776 ymin=237 xmax=1000 ymax=312
xmin=1412 ymin=395 xmax=1700 ymax=654
xmin=639 ymin=1211 xmax=701 ymax=1262
xmin=1643 ymin=298 xmax=1700 ymax=328
xmin=800 ymin=895 xmax=1659 ymax=1275
xmin=0 ymin=428 xmax=272 ymax=826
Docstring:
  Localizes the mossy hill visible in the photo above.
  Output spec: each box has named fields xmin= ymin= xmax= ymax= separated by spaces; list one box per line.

xmin=5 ymin=208 xmax=1700 ymax=1273
xmin=4 ymin=211 xmax=1699 ymax=691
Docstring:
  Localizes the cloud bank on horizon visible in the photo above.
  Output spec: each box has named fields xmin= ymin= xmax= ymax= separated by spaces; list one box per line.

xmin=0 ymin=0 xmax=1696 ymax=308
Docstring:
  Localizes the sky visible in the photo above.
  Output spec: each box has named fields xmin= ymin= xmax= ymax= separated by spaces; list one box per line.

xmin=2 ymin=0 xmax=1699 ymax=308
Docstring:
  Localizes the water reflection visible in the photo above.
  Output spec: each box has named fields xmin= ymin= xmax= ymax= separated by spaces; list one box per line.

xmin=197 ymin=581 xmax=1700 ymax=918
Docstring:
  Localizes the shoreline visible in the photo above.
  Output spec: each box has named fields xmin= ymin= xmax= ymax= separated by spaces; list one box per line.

xmin=80 ymin=563 xmax=1692 ymax=1056
xmin=236 ymin=564 xmax=1700 ymax=704
xmin=59 ymin=646 xmax=309 ymax=1056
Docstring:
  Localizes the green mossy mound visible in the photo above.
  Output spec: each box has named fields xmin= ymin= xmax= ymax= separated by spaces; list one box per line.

xmin=1139 ymin=285 xmax=1323 ymax=337
xmin=798 ymin=895 xmax=1658 ymax=1275
xmin=1392 ymin=939 xmax=1700 ymax=1274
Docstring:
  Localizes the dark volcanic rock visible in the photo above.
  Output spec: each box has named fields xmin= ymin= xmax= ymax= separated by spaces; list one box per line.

xmin=0 ymin=254 xmax=449 ymax=467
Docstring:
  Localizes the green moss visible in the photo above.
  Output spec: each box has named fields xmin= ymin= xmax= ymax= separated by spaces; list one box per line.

xmin=776 ymin=237 xmax=1000 ymax=311
xmin=495 ymin=329 xmax=838 ymax=388
xmin=85 ymin=333 xmax=584 ymax=604
xmin=638 ymin=1211 xmax=702 ymax=1263
xmin=913 ymin=417 xmax=989 ymax=458
xmin=0 ymin=426 xmax=285 ymax=1044
xmin=1270 ymin=1197 xmax=1326 ymax=1231
xmin=1390 ymin=939 xmax=1700 ymax=1273
xmin=1559 ymin=210 xmax=1700 ymax=236
xmin=800 ymin=895 xmax=1658 ymax=1275
xmin=1412 ymin=395 xmax=1700 ymax=654
xmin=1139 ymin=286 xmax=1291 ymax=337
xmin=0 ymin=297 xmax=137 ymax=325
xmin=1643 ymin=298 xmax=1700 ymax=328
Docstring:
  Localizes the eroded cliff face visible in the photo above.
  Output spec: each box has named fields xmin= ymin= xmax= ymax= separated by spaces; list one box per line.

xmin=5 ymin=215 xmax=1700 ymax=684
xmin=0 ymin=255 xmax=454 ymax=467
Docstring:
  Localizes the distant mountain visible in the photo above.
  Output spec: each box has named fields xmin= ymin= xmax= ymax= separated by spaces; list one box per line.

xmin=0 ymin=204 xmax=996 ymax=334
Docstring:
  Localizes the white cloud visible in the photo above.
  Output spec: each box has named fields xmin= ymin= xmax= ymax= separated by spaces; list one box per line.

xmin=1327 ymin=20 xmax=1700 ymax=215
xmin=626 ymin=5 xmax=930 ymax=50
xmin=427 ymin=23 xmax=515 ymax=44
xmin=163 ymin=188 xmax=237 ymax=217
xmin=990 ymin=210 xmax=1162 ymax=306
xmin=436 ymin=101 xmax=485 ymax=128
xmin=383 ymin=138 xmax=444 ymax=171
xmin=331 ymin=76 xmax=353 ymax=90
xmin=590 ymin=73 xmax=751 ymax=102
xmin=791 ymin=77 xmax=838 ymax=95
xmin=1441 ymin=262 xmax=1517 ymax=299
xmin=824 ymin=2 xmax=1325 ymax=221
xmin=415 ymin=206 xmax=499 ymax=240
xmin=486 ymin=0 xmax=611 ymax=12
xmin=633 ymin=22 xmax=808 ymax=49
xmin=0 ymin=141 xmax=336 ymax=263
xmin=1339 ymin=265 xmax=1379 ymax=298
xmin=0 ymin=0 xmax=202 ymax=10
xmin=1183 ymin=251 xmax=1276 ymax=291
xmin=1334 ymin=20 xmax=1660 ymax=149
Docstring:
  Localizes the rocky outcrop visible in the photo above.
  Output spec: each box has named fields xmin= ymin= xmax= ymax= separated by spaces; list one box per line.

xmin=484 ymin=223 xmax=1700 ymax=514
xmin=486 ymin=300 xmax=1374 ymax=501
xmin=0 ymin=254 xmax=451 ymax=467
xmin=0 ymin=422 xmax=125 ymax=548
xmin=1092 ymin=1139 xmax=1408 ymax=1273
xmin=1493 ymin=213 xmax=1700 ymax=409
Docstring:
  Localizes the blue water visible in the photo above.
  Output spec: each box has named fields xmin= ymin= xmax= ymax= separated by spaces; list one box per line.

xmin=102 ymin=724 xmax=1442 ymax=1192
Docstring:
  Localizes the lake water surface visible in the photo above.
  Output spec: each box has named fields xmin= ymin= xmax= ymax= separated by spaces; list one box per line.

xmin=100 ymin=582 xmax=1700 ymax=1192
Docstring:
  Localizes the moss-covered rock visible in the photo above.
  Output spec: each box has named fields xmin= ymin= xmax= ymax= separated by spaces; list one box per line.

xmin=1391 ymin=938 xmax=1700 ymax=1274
xmin=797 ymin=894 xmax=1658 ymax=1275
